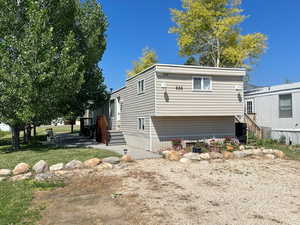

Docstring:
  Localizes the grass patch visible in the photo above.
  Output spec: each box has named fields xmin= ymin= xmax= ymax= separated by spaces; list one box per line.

xmin=0 ymin=144 xmax=120 ymax=169
xmin=0 ymin=180 xmax=65 ymax=225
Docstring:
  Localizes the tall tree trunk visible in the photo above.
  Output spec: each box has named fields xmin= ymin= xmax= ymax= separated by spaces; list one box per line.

xmin=24 ymin=125 xmax=31 ymax=144
xmin=11 ymin=126 xmax=20 ymax=150
xmin=33 ymin=125 xmax=37 ymax=137
xmin=71 ymin=124 xmax=74 ymax=133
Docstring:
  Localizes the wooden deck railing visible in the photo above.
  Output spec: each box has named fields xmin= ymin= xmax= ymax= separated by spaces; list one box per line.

xmin=244 ymin=113 xmax=262 ymax=139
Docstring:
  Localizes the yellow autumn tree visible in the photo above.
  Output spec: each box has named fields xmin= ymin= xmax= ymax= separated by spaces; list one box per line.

xmin=169 ymin=0 xmax=267 ymax=69
xmin=127 ymin=47 xmax=158 ymax=77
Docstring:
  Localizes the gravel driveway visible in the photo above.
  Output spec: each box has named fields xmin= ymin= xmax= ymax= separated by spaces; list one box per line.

xmin=35 ymin=159 xmax=300 ymax=225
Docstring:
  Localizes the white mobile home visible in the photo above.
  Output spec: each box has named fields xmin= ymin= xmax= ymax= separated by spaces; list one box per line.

xmin=108 ymin=64 xmax=246 ymax=151
xmin=0 ymin=123 xmax=10 ymax=132
xmin=245 ymin=82 xmax=300 ymax=144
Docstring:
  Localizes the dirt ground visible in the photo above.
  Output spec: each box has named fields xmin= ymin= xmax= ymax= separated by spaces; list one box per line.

xmin=34 ymin=159 xmax=300 ymax=225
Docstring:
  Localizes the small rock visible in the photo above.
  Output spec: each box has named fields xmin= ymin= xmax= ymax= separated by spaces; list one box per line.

xmin=180 ymin=158 xmax=192 ymax=164
xmin=102 ymin=157 xmax=121 ymax=164
xmin=233 ymin=151 xmax=248 ymax=158
xmin=0 ymin=177 xmax=7 ymax=182
xmin=262 ymin=149 xmax=274 ymax=154
xmin=84 ymin=158 xmax=102 ymax=167
xmin=121 ymin=155 xmax=134 ymax=163
xmin=10 ymin=172 xmax=32 ymax=181
xmin=166 ymin=151 xmax=181 ymax=161
xmin=50 ymin=163 xmax=64 ymax=171
xmin=33 ymin=160 xmax=49 ymax=174
xmin=274 ymin=150 xmax=285 ymax=159
xmin=96 ymin=163 xmax=113 ymax=170
xmin=239 ymin=145 xmax=245 ymax=150
xmin=13 ymin=163 xmax=30 ymax=175
xmin=199 ymin=153 xmax=210 ymax=160
xmin=0 ymin=169 xmax=12 ymax=176
xmin=183 ymin=152 xmax=201 ymax=161
xmin=209 ymin=152 xmax=223 ymax=159
xmin=35 ymin=173 xmax=55 ymax=181
xmin=223 ymin=151 xmax=234 ymax=160
xmin=65 ymin=160 xmax=83 ymax=169
xmin=265 ymin=154 xmax=276 ymax=160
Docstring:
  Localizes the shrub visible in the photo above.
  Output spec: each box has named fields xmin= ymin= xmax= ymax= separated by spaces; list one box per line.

xmin=171 ymin=139 xmax=183 ymax=150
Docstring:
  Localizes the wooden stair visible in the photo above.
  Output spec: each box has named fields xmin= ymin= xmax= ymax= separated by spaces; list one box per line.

xmin=244 ymin=113 xmax=262 ymax=139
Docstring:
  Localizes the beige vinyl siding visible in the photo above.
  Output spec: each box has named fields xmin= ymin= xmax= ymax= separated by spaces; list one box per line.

xmin=119 ymin=68 xmax=156 ymax=150
xmin=151 ymin=116 xmax=235 ymax=151
xmin=155 ymin=73 xmax=244 ymax=116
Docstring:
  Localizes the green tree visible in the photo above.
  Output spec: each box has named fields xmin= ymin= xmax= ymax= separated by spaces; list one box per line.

xmin=127 ymin=47 xmax=158 ymax=77
xmin=0 ymin=0 xmax=107 ymax=150
xmin=170 ymin=0 xmax=267 ymax=69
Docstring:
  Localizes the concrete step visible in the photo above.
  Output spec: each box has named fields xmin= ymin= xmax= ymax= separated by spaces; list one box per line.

xmin=108 ymin=130 xmax=126 ymax=145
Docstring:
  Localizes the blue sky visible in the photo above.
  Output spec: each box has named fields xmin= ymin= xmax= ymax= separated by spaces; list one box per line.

xmin=99 ymin=0 xmax=300 ymax=90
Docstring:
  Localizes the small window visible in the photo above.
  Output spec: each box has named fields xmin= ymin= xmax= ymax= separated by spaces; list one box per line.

xmin=246 ymin=100 xmax=253 ymax=114
xmin=137 ymin=80 xmax=145 ymax=94
xmin=279 ymin=94 xmax=293 ymax=118
xmin=193 ymin=77 xmax=212 ymax=91
xmin=137 ymin=118 xmax=145 ymax=131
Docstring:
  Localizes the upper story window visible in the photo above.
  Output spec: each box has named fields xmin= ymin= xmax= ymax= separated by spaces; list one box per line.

xmin=246 ymin=100 xmax=254 ymax=114
xmin=193 ymin=77 xmax=212 ymax=91
xmin=137 ymin=80 xmax=145 ymax=94
xmin=137 ymin=117 xmax=145 ymax=131
xmin=279 ymin=94 xmax=293 ymax=118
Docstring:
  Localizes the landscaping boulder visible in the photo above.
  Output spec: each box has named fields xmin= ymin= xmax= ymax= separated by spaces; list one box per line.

xmin=199 ymin=153 xmax=210 ymax=160
xmin=35 ymin=172 xmax=57 ymax=181
xmin=84 ymin=158 xmax=102 ymax=167
xmin=102 ymin=157 xmax=121 ymax=164
xmin=262 ymin=149 xmax=274 ymax=154
xmin=251 ymin=149 xmax=263 ymax=156
xmin=0 ymin=169 xmax=12 ymax=176
xmin=265 ymin=154 xmax=276 ymax=160
xmin=96 ymin=162 xmax=113 ymax=170
xmin=233 ymin=151 xmax=248 ymax=158
xmin=161 ymin=150 xmax=171 ymax=158
xmin=10 ymin=172 xmax=32 ymax=181
xmin=183 ymin=152 xmax=202 ymax=161
xmin=209 ymin=152 xmax=223 ymax=159
xmin=274 ymin=150 xmax=285 ymax=159
xmin=65 ymin=160 xmax=83 ymax=169
xmin=223 ymin=151 xmax=234 ymax=160
xmin=121 ymin=155 xmax=134 ymax=163
xmin=50 ymin=163 xmax=64 ymax=171
xmin=33 ymin=160 xmax=49 ymax=174
xmin=166 ymin=151 xmax=181 ymax=161
xmin=180 ymin=158 xmax=192 ymax=164
xmin=239 ymin=145 xmax=245 ymax=151
xmin=0 ymin=177 xmax=7 ymax=182
xmin=13 ymin=163 xmax=30 ymax=175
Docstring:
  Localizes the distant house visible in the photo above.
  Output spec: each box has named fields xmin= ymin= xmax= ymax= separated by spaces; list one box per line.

xmin=106 ymin=64 xmax=246 ymax=151
xmin=244 ymin=82 xmax=300 ymax=145
xmin=0 ymin=123 xmax=10 ymax=132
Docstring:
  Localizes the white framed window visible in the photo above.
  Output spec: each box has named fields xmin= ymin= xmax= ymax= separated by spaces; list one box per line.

xmin=192 ymin=76 xmax=212 ymax=91
xmin=137 ymin=117 xmax=145 ymax=131
xmin=137 ymin=79 xmax=145 ymax=94
xmin=246 ymin=100 xmax=254 ymax=114
xmin=279 ymin=94 xmax=293 ymax=118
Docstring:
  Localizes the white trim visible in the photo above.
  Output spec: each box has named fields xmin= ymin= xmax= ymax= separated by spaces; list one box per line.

xmin=192 ymin=76 xmax=212 ymax=92
xmin=272 ymin=129 xmax=300 ymax=132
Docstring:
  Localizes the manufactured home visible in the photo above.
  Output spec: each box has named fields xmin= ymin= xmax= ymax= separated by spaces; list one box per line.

xmin=245 ymin=82 xmax=300 ymax=144
xmin=105 ymin=64 xmax=246 ymax=152
xmin=0 ymin=123 xmax=10 ymax=132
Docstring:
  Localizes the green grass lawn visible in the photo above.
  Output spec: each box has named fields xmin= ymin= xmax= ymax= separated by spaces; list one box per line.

xmin=0 ymin=125 xmax=119 ymax=225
